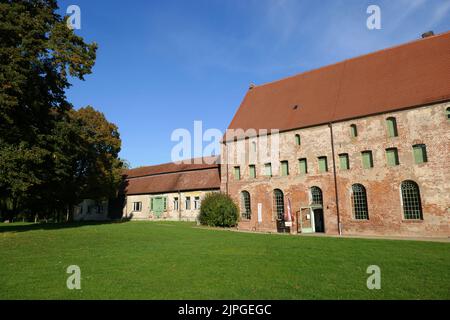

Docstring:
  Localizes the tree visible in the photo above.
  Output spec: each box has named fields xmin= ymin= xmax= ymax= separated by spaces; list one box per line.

xmin=0 ymin=1 xmax=124 ymax=221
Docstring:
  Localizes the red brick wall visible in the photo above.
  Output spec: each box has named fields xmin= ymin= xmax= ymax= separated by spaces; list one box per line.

xmin=221 ymin=102 xmax=450 ymax=238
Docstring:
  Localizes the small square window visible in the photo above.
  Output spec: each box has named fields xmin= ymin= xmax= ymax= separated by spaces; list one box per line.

xmin=194 ymin=197 xmax=200 ymax=210
xmin=281 ymin=161 xmax=289 ymax=176
xmin=386 ymin=148 xmax=399 ymax=166
xmin=413 ymin=144 xmax=428 ymax=164
xmin=350 ymin=124 xmax=358 ymax=138
xmin=249 ymin=165 xmax=256 ymax=179
xmin=133 ymin=202 xmax=142 ymax=212
xmin=173 ymin=197 xmax=179 ymax=211
xmin=234 ymin=167 xmax=241 ymax=180
xmin=265 ymin=163 xmax=272 ymax=177
xmin=299 ymin=158 xmax=308 ymax=174
xmin=339 ymin=154 xmax=350 ymax=170
xmin=318 ymin=157 xmax=328 ymax=173
xmin=295 ymin=134 xmax=301 ymax=146
xmin=361 ymin=151 xmax=374 ymax=169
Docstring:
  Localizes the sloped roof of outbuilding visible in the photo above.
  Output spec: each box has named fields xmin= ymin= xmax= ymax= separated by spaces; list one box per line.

xmin=122 ymin=157 xmax=220 ymax=195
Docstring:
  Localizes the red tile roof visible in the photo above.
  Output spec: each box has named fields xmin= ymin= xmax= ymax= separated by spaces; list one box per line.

xmin=125 ymin=156 xmax=219 ymax=179
xmin=123 ymin=157 xmax=220 ymax=195
xmin=225 ymin=31 xmax=450 ymax=141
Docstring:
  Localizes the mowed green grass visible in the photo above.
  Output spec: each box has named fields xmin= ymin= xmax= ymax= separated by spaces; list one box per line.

xmin=0 ymin=221 xmax=449 ymax=300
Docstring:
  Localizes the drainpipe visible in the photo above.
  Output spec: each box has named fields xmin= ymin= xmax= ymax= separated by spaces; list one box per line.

xmin=329 ymin=122 xmax=342 ymax=235
xmin=178 ymin=190 xmax=181 ymax=221
xmin=224 ymin=141 xmax=229 ymax=195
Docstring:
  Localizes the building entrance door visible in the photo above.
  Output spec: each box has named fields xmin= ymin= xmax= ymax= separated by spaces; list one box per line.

xmin=153 ymin=197 xmax=164 ymax=218
xmin=313 ymin=208 xmax=325 ymax=233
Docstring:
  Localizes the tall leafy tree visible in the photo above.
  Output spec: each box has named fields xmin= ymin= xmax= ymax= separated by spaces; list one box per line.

xmin=0 ymin=1 xmax=123 ymax=221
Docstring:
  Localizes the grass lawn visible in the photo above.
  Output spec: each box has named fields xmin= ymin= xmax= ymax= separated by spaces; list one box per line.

xmin=0 ymin=221 xmax=449 ymax=300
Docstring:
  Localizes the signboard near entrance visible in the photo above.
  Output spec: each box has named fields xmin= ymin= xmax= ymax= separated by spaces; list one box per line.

xmin=257 ymin=203 xmax=262 ymax=223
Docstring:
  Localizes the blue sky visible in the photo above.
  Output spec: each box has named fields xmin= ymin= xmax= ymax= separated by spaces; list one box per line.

xmin=58 ymin=0 xmax=450 ymax=168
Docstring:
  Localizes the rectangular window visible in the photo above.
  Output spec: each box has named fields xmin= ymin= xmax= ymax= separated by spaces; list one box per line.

xmin=233 ymin=166 xmax=241 ymax=180
xmin=265 ymin=163 xmax=272 ymax=177
xmin=281 ymin=161 xmax=289 ymax=176
xmin=133 ymin=202 xmax=142 ymax=212
xmin=318 ymin=156 xmax=328 ymax=173
xmin=350 ymin=125 xmax=358 ymax=138
xmin=361 ymin=151 xmax=374 ymax=169
xmin=185 ymin=197 xmax=191 ymax=210
xmin=299 ymin=158 xmax=308 ymax=174
xmin=194 ymin=196 xmax=200 ymax=210
xmin=386 ymin=148 xmax=399 ymax=166
xmin=173 ymin=197 xmax=179 ymax=211
xmin=386 ymin=118 xmax=398 ymax=137
xmin=339 ymin=154 xmax=350 ymax=170
xmin=413 ymin=144 xmax=428 ymax=164
xmin=295 ymin=134 xmax=301 ymax=145
xmin=249 ymin=165 xmax=256 ymax=179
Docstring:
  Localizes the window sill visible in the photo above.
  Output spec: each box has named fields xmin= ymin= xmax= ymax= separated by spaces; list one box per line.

xmin=401 ymin=219 xmax=424 ymax=223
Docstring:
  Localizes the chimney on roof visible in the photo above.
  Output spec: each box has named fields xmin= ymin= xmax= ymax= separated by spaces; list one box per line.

xmin=249 ymin=83 xmax=256 ymax=90
xmin=421 ymin=31 xmax=434 ymax=38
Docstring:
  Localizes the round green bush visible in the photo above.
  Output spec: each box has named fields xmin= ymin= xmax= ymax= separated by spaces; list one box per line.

xmin=199 ymin=192 xmax=239 ymax=227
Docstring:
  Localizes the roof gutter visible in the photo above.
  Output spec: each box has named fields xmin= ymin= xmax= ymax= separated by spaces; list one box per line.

xmin=329 ymin=122 xmax=342 ymax=236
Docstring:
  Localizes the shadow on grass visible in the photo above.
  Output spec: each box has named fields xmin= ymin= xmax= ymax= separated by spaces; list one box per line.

xmin=0 ymin=219 xmax=130 ymax=234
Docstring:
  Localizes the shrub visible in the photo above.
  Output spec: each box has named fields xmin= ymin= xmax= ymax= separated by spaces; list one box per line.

xmin=199 ymin=192 xmax=239 ymax=227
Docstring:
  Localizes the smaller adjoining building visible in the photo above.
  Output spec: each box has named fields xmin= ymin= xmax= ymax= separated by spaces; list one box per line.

xmin=121 ymin=157 xmax=221 ymax=221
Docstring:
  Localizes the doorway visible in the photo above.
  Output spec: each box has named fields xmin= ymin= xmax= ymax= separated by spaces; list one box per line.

xmin=313 ymin=208 xmax=325 ymax=233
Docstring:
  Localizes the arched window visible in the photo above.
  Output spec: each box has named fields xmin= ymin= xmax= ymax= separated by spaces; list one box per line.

xmin=295 ymin=134 xmax=301 ymax=146
xmin=386 ymin=117 xmax=398 ymax=137
xmin=273 ymin=189 xmax=284 ymax=220
xmin=310 ymin=186 xmax=323 ymax=206
xmin=401 ymin=181 xmax=423 ymax=220
xmin=241 ymin=191 xmax=251 ymax=220
xmin=350 ymin=124 xmax=358 ymax=138
xmin=352 ymin=184 xmax=369 ymax=220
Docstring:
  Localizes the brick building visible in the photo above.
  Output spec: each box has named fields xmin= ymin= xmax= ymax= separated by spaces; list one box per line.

xmin=221 ymin=31 xmax=450 ymax=238
xmin=121 ymin=157 xmax=220 ymax=221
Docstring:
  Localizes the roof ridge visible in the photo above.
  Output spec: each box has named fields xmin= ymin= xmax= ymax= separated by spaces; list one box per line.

xmin=252 ymin=30 xmax=450 ymax=90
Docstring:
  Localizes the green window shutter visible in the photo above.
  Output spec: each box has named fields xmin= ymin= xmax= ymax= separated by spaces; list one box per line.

xmin=387 ymin=118 xmax=398 ymax=137
xmin=413 ymin=145 xmax=427 ymax=164
xmin=249 ymin=165 xmax=256 ymax=178
xmin=295 ymin=134 xmax=301 ymax=145
xmin=265 ymin=163 xmax=272 ymax=177
xmin=281 ymin=161 xmax=289 ymax=176
xmin=350 ymin=125 xmax=357 ymax=138
xmin=339 ymin=154 xmax=349 ymax=170
xmin=318 ymin=157 xmax=328 ymax=172
xmin=362 ymin=151 xmax=373 ymax=169
xmin=386 ymin=148 xmax=399 ymax=166
xmin=234 ymin=167 xmax=240 ymax=180
xmin=299 ymin=158 xmax=307 ymax=174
